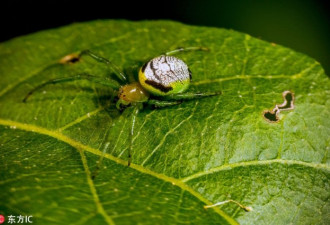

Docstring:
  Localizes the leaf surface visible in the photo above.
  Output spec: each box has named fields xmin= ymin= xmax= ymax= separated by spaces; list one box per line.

xmin=0 ymin=20 xmax=329 ymax=225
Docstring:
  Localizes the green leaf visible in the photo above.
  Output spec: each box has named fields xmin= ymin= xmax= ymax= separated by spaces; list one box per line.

xmin=0 ymin=20 xmax=329 ymax=225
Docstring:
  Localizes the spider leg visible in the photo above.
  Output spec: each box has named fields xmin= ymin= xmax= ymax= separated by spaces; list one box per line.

xmin=23 ymin=74 xmax=120 ymax=102
xmin=128 ymin=105 xmax=141 ymax=166
xmin=146 ymin=99 xmax=182 ymax=108
xmin=80 ymin=50 xmax=127 ymax=82
xmin=91 ymin=141 xmax=110 ymax=180
xmin=126 ymin=65 xmax=139 ymax=83
xmin=162 ymin=91 xmax=222 ymax=101
xmin=165 ymin=47 xmax=209 ymax=56
xmin=145 ymin=91 xmax=221 ymax=108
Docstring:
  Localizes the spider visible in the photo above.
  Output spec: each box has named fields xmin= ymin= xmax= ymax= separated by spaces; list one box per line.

xmin=23 ymin=47 xmax=222 ymax=167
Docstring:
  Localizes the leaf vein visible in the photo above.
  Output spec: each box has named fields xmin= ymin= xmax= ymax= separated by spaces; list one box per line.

xmin=0 ymin=118 xmax=237 ymax=224
xmin=181 ymin=159 xmax=330 ymax=182
xmin=0 ymin=61 xmax=58 ymax=98
xmin=141 ymin=101 xmax=199 ymax=166
xmin=78 ymin=149 xmax=115 ymax=225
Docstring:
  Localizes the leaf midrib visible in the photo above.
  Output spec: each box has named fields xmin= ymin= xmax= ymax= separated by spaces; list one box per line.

xmin=0 ymin=118 xmax=238 ymax=225
xmin=1 ymin=117 xmax=329 ymax=223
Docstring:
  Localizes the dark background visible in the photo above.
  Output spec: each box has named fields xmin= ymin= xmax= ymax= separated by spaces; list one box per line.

xmin=1 ymin=0 xmax=329 ymax=74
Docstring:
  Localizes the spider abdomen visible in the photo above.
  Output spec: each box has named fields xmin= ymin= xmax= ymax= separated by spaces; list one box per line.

xmin=138 ymin=55 xmax=191 ymax=96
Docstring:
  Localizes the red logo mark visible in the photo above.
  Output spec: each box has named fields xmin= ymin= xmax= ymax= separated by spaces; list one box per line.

xmin=0 ymin=215 xmax=5 ymax=224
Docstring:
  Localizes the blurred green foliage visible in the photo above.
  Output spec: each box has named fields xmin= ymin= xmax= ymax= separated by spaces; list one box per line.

xmin=177 ymin=0 xmax=330 ymax=75
xmin=2 ymin=0 xmax=328 ymax=75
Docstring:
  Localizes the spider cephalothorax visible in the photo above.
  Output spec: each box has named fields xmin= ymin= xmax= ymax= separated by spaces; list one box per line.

xmin=117 ymin=82 xmax=149 ymax=107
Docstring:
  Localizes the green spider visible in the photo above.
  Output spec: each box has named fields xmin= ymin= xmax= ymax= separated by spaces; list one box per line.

xmin=23 ymin=47 xmax=222 ymax=167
